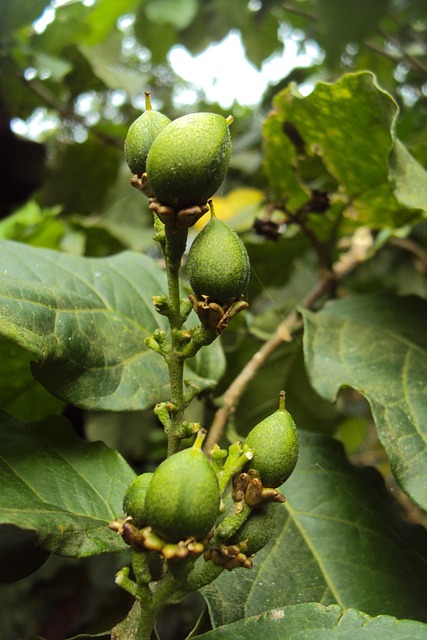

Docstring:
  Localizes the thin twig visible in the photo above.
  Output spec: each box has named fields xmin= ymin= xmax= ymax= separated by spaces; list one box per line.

xmin=281 ymin=4 xmax=317 ymax=22
xmin=204 ymin=235 xmax=373 ymax=454
xmin=376 ymin=26 xmax=427 ymax=76
xmin=203 ymin=274 xmax=333 ymax=454
xmin=389 ymin=237 xmax=427 ymax=267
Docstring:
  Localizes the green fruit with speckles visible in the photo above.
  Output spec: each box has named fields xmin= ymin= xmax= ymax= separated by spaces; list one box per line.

xmin=123 ymin=472 xmax=153 ymax=528
xmin=244 ymin=393 xmax=299 ymax=488
xmin=146 ymin=112 xmax=232 ymax=209
xmin=229 ymin=503 xmax=278 ymax=555
xmin=187 ymin=214 xmax=250 ymax=304
xmin=124 ymin=94 xmax=170 ymax=175
xmin=144 ymin=441 xmax=221 ymax=542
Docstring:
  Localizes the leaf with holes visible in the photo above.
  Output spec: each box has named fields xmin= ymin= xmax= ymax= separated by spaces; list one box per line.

xmin=263 ymin=71 xmax=421 ymax=229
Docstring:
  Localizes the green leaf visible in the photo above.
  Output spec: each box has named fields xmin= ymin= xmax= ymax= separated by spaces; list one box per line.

xmin=144 ymin=0 xmax=198 ymax=30
xmin=240 ymin=10 xmax=280 ymax=69
xmin=82 ymin=0 xmax=140 ymax=46
xmin=263 ymin=72 xmax=416 ymax=229
xmin=40 ymin=134 xmax=121 ymax=215
xmin=318 ymin=0 xmax=390 ymax=59
xmin=194 ymin=603 xmax=427 ymax=639
xmin=203 ymin=433 xmax=427 ymax=625
xmin=1 ymin=0 xmax=50 ymax=32
xmin=301 ymin=293 xmax=427 ymax=511
xmin=389 ymin=139 xmax=427 ymax=216
xmin=0 ymin=412 xmax=135 ymax=556
xmin=0 ymin=200 xmax=65 ymax=249
xmin=0 ymin=525 xmax=50 ymax=582
xmin=79 ymin=35 xmax=150 ymax=96
xmin=0 ymin=241 xmax=223 ymax=411
xmin=0 ymin=338 xmax=63 ymax=420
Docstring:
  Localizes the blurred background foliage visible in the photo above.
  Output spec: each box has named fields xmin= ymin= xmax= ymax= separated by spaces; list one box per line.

xmin=1 ymin=0 xmax=427 ymax=638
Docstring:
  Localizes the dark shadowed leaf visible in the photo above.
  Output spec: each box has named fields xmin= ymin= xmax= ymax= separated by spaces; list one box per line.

xmin=0 ymin=411 xmax=135 ymax=557
xmin=0 ymin=338 xmax=63 ymax=420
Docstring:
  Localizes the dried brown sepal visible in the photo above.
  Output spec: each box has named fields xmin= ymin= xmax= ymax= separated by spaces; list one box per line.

xmin=149 ymin=198 xmax=209 ymax=228
xmin=189 ymin=293 xmax=248 ymax=334
xmin=130 ymin=172 xmax=154 ymax=198
xmin=231 ymin=470 xmax=286 ymax=507
xmin=204 ymin=544 xmax=253 ymax=570
xmin=109 ymin=517 xmax=208 ymax=560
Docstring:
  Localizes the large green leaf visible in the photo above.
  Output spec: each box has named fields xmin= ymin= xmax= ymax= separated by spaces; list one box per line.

xmin=194 ymin=603 xmax=427 ymax=639
xmin=0 ymin=241 xmax=223 ymax=411
xmin=263 ymin=72 xmax=417 ymax=229
xmin=389 ymin=139 xmax=427 ymax=216
xmin=0 ymin=412 xmax=135 ymax=556
xmin=301 ymin=293 xmax=427 ymax=511
xmin=203 ymin=433 xmax=427 ymax=625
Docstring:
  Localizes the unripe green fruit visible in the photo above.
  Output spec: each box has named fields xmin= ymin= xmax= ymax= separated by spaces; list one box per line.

xmin=123 ymin=472 xmax=153 ymax=528
xmin=187 ymin=214 xmax=250 ymax=304
xmin=144 ymin=433 xmax=220 ymax=542
xmin=228 ymin=503 xmax=278 ymax=555
xmin=244 ymin=392 xmax=299 ymax=488
xmin=124 ymin=93 xmax=171 ymax=175
xmin=146 ymin=112 xmax=232 ymax=209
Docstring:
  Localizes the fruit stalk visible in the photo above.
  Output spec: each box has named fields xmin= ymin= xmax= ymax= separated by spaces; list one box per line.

xmin=162 ymin=224 xmax=189 ymax=456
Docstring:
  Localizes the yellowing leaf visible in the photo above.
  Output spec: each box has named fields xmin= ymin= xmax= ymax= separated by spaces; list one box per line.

xmin=195 ymin=188 xmax=264 ymax=232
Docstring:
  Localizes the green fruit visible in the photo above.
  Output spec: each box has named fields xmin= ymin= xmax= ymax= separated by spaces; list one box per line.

xmin=124 ymin=93 xmax=171 ymax=175
xmin=144 ymin=432 xmax=220 ymax=542
xmin=244 ymin=392 xmax=299 ymax=488
xmin=123 ymin=472 xmax=153 ymax=528
xmin=146 ymin=112 xmax=232 ymax=209
xmin=228 ymin=503 xmax=278 ymax=555
xmin=187 ymin=211 xmax=250 ymax=304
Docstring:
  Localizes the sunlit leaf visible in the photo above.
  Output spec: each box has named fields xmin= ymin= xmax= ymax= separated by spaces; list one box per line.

xmin=389 ymin=139 xmax=427 ymax=216
xmin=263 ymin=72 xmax=417 ymax=229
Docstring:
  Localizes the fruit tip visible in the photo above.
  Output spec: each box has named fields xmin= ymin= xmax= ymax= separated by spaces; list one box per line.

xmin=208 ymin=199 xmax=216 ymax=219
xmin=144 ymin=91 xmax=153 ymax=111
xmin=193 ymin=427 xmax=207 ymax=450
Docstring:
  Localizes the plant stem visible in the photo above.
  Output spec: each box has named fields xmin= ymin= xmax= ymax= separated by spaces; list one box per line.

xmin=204 ymin=234 xmax=372 ymax=452
xmin=163 ymin=225 xmax=189 ymax=456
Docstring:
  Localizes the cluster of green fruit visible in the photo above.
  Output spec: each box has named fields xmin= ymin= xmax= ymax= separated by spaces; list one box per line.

xmin=124 ymin=92 xmax=232 ymax=213
xmin=121 ymin=393 xmax=299 ymax=567
xmin=124 ymin=92 xmax=251 ymax=328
